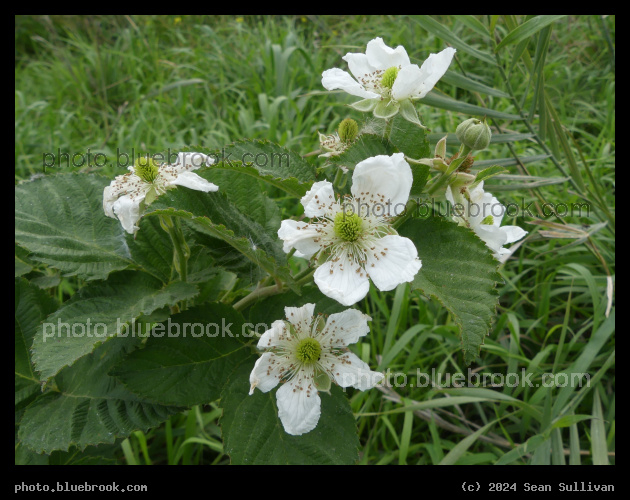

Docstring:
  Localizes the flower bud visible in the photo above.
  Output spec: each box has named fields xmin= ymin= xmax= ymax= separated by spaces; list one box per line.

xmin=456 ymin=117 xmax=492 ymax=151
xmin=337 ymin=118 xmax=359 ymax=144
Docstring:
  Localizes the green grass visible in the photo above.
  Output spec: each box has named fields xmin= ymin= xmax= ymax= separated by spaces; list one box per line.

xmin=15 ymin=14 xmax=614 ymax=465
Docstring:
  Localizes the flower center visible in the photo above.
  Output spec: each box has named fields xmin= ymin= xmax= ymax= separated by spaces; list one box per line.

xmin=334 ymin=212 xmax=364 ymax=242
xmin=381 ymin=66 xmax=399 ymax=89
xmin=296 ymin=338 xmax=321 ymax=364
xmin=338 ymin=118 xmax=359 ymax=144
xmin=481 ymin=215 xmax=494 ymax=225
xmin=134 ymin=156 xmax=160 ymax=183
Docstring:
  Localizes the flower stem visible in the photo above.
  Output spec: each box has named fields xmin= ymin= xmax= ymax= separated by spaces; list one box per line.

xmin=425 ymin=154 xmax=468 ymax=197
xmin=233 ymin=282 xmax=285 ymax=312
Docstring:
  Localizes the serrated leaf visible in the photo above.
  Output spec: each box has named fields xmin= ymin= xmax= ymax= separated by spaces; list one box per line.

xmin=197 ymin=166 xmax=282 ymax=238
xmin=399 ymin=217 xmax=502 ymax=364
xmin=328 ymin=134 xmax=395 ymax=172
xmin=206 ymin=139 xmax=316 ymax=186
xmin=389 ymin=113 xmax=431 ymax=160
xmin=220 ymin=360 xmax=360 ymax=464
xmin=31 ymin=271 xmax=199 ymax=381
xmin=15 ymin=174 xmax=135 ymax=281
xmin=112 ymin=304 xmax=252 ymax=406
xmin=18 ymin=339 xmax=181 ymax=454
xmin=15 ymin=278 xmax=58 ymax=412
xmin=144 ymin=188 xmax=297 ymax=292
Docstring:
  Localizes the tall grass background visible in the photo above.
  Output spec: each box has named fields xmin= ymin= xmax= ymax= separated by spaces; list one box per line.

xmin=15 ymin=15 xmax=614 ymax=465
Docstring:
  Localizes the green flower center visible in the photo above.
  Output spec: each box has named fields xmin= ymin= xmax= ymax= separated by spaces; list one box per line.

xmin=134 ymin=156 xmax=160 ymax=183
xmin=381 ymin=66 xmax=399 ymax=89
xmin=338 ymin=118 xmax=359 ymax=144
xmin=481 ymin=215 xmax=494 ymax=225
xmin=296 ymin=338 xmax=321 ymax=364
xmin=334 ymin=212 xmax=364 ymax=242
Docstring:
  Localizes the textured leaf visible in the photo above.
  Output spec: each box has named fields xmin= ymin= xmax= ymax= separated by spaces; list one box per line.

xmin=15 ymin=278 xmax=57 ymax=413
xmin=144 ymin=189 xmax=296 ymax=291
xmin=204 ymin=139 xmax=316 ymax=192
xmin=400 ymin=217 xmax=502 ymax=364
xmin=328 ymin=133 xmax=395 ymax=172
xmin=18 ymin=339 xmax=181 ymax=454
xmin=112 ymin=304 xmax=253 ymax=406
xmin=31 ymin=271 xmax=199 ymax=381
xmin=220 ymin=360 xmax=360 ymax=464
xmin=388 ymin=113 xmax=431 ymax=160
xmin=15 ymin=174 xmax=134 ymax=281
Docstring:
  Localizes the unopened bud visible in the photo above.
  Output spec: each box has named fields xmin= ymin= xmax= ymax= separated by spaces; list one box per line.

xmin=456 ymin=117 xmax=492 ymax=151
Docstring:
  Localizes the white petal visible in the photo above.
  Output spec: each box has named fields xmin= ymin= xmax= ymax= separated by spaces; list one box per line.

xmin=321 ymin=68 xmax=380 ymax=99
xmin=277 ymin=219 xmax=321 ymax=258
xmin=351 ymin=153 xmax=413 ymax=216
xmin=366 ymin=235 xmax=422 ymax=291
xmin=249 ymin=352 xmax=285 ymax=394
xmin=112 ymin=194 xmax=144 ymax=234
xmin=301 ymin=180 xmax=335 ymax=218
xmin=342 ymin=52 xmax=376 ymax=79
xmin=103 ymin=185 xmax=117 ymax=218
xmin=256 ymin=319 xmax=287 ymax=350
xmin=321 ymin=309 xmax=371 ymax=347
xmin=494 ymin=247 xmax=512 ymax=263
xmin=313 ymin=259 xmax=370 ymax=306
xmin=412 ymin=47 xmax=456 ymax=99
xmin=324 ymin=351 xmax=384 ymax=390
xmin=276 ymin=376 xmax=321 ymax=435
xmin=391 ymin=64 xmax=424 ymax=101
xmin=167 ymin=171 xmax=219 ymax=192
xmin=284 ymin=303 xmax=315 ymax=336
xmin=365 ymin=37 xmax=410 ymax=70
xmin=501 ymin=225 xmax=527 ymax=244
xmin=171 ymin=152 xmax=214 ymax=171
xmin=475 ymin=224 xmax=508 ymax=253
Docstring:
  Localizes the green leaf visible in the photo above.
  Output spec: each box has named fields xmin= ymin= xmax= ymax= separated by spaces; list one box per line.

xmin=389 ymin=113 xmax=431 ymax=160
xmin=421 ymin=92 xmax=523 ymax=121
xmin=440 ymin=70 xmax=510 ymax=98
xmin=15 ymin=244 xmax=34 ymax=277
xmin=196 ymin=166 xmax=282 ymax=239
xmin=247 ymin=285 xmax=347 ymax=326
xmin=472 ymin=165 xmax=509 ymax=186
xmin=412 ymin=15 xmax=497 ymax=67
xmin=328 ymin=134 xmax=395 ymax=172
xmin=220 ymin=359 xmax=360 ymax=464
xmin=15 ymin=278 xmax=58 ymax=413
xmin=18 ymin=339 xmax=181 ymax=454
xmin=15 ymin=174 xmax=135 ymax=281
xmin=31 ymin=271 xmax=199 ymax=381
xmin=208 ymin=139 xmax=316 ymax=185
xmin=112 ymin=304 xmax=253 ymax=406
xmin=399 ymin=217 xmax=502 ymax=364
xmin=495 ymin=15 xmax=566 ymax=51
xmin=409 ymin=162 xmax=431 ymax=198
xmin=144 ymin=187 xmax=296 ymax=291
